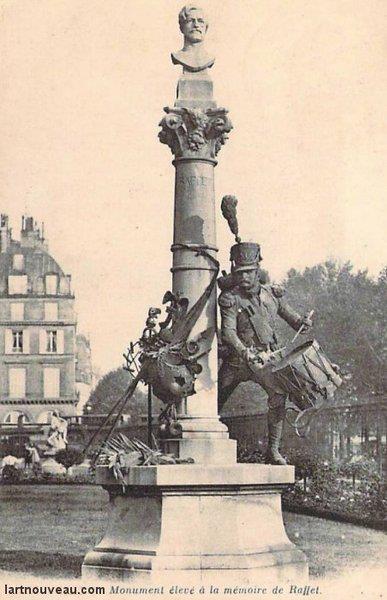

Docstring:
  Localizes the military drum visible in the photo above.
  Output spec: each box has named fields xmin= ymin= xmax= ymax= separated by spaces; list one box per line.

xmin=272 ymin=339 xmax=342 ymax=411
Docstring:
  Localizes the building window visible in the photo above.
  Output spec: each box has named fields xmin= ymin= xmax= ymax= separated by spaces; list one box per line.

xmin=46 ymin=330 xmax=57 ymax=353
xmin=45 ymin=274 xmax=58 ymax=295
xmin=44 ymin=302 xmax=58 ymax=321
xmin=5 ymin=329 xmax=29 ymax=353
xmin=12 ymin=330 xmax=23 ymax=353
xmin=39 ymin=329 xmax=63 ymax=354
xmin=13 ymin=254 xmax=24 ymax=271
xmin=9 ymin=368 xmax=26 ymax=398
xmin=43 ymin=368 xmax=60 ymax=398
xmin=10 ymin=303 xmax=24 ymax=321
xmin=3 ymin=411 xmax=29 ymax=425
xmin=8 ymin=275 xmax=28 ymax=295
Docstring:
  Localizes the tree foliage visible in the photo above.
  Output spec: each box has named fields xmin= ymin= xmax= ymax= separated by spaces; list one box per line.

xmin=277 ymin=260 xmax=386 ymax=400
xmin=86 ymin=368 xmax=162 ymax=421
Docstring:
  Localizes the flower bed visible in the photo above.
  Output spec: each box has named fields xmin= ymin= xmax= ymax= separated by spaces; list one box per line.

xmin=239 ymin=446 xmax=386 ymax=529
xmin=283 ymin=477 xmax=386 ymax=530
xmin=0 ymin=465 xmax=94 ymax=485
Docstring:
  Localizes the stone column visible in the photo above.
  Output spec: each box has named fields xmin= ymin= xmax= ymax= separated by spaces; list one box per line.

xmin=158 ymin=74 xmax=236 ymax=464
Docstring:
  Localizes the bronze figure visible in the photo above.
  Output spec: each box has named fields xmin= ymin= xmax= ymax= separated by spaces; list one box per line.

xmin=218 ymin=196 xmax=313 ymax=465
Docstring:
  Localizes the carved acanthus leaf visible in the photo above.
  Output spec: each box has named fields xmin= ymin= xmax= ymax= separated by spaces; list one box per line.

xmin=158 ymin=106 xmax=232 ymax=159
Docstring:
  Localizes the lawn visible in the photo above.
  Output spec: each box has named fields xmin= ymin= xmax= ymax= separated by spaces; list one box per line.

xmin=0 ymin=485 xmax=385 ymax=579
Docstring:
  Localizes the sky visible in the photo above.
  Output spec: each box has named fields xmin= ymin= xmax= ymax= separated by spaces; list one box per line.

xmin=0 ymin=0 xmax=386 ymax=375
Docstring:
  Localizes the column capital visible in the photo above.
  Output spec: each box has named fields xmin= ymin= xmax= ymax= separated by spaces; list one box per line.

xmin=158 ymin=106 xmax=232 ymax=160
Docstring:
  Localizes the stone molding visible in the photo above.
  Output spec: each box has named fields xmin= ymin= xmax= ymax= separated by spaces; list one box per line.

xmin=158 ymin=107 xmax=232 ymax=160
xmin=96 ymin=463 xmax=295 ymax=487
xmin=0 ymin=398 xmax=77 ymax=405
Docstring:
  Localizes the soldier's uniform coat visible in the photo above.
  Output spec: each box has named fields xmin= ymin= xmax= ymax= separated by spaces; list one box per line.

xmin=218 ymin=282 xmax=303 ymax=413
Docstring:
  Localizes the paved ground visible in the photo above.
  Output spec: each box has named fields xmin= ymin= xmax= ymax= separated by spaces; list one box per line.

xmin=0 ymin=484 xmax=385 ymax=580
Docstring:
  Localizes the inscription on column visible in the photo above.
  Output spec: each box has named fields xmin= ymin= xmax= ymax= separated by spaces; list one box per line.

xmin=177 ymin=174 xmax=211 ymax=192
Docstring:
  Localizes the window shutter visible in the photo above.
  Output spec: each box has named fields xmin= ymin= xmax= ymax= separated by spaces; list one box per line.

xmin=8 ymin=275 xmax=28 ymax=295
xmin=5 ymin=329 xmax=13 ymax=353
xmin=45 ymin=275 xmax=58 ymax=295
xmin=22 ymin=329 xmax=30 ymax=354
xmin=57 ymin=330 xmax=64 ymax=354
xmin=9 ymin=368 xmax=26 ymax=398
xmin=44 ymin=368 xmax=60 ymax=398
xmin=13 ymin=254 xmax=24 ymax=271
xmin=39 ymin=329 xmax=46 ymax=354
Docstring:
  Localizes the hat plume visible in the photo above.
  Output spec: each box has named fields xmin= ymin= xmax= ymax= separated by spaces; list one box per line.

xmin=221 ymin=195 xmax=241 ymax=243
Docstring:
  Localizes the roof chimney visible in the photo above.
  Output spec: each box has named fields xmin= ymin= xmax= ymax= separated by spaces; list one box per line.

xmin=0 ymin=214 xmax=11 ymax=253
xmin=21 ymin=215 xmax=45 ymax=248
xmin=23 ymin=216 xmax=34 ymax=232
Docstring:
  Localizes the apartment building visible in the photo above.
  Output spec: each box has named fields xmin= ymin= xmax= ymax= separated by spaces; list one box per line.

xmin=0 ymin=214 xmax=91 ymax=425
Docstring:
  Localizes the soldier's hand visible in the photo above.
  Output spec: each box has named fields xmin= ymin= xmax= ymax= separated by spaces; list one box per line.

xmin=243 ymin=347 xmax=271 ymax=368
xmin=300 ymin=311 xmax=314 ymax=333
xmin=301 ymin=318 xmax=312 ymax=330
xmin=242 ymin=347 xmax=260 ymax=363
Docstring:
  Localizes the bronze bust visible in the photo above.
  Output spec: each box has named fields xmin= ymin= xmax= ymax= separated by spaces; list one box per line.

xmin=171 ymin=4 xmax=215 ymax=73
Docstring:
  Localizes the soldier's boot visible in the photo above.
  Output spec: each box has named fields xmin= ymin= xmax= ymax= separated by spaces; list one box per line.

xmin=266 ymin=411 xmax=287 ymax=466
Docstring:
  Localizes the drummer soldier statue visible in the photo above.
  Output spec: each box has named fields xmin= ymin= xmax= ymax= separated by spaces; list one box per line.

xmin=218 ymin=240 xmax=313 ymax=465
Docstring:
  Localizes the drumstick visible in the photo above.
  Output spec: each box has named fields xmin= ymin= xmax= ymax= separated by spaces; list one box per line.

xmin=265 ymin=310 xmax=315 ymax=361
xmin=269 ymin=346 xmax=286 ymax=357
xmin=291 ymin=310 xmax=314 ymax=343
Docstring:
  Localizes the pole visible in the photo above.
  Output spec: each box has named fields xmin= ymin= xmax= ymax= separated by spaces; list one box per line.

xmin=147 ymin=384 xmax=152 ymax=448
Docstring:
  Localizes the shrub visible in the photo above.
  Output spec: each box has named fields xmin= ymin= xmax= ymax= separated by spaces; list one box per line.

xmin=339 ymin=455 xmax=379 ymax=480
xmin=285 ymin=449 xmax=321 ymax=478
xmin=1 ymin=464 xmax=21 ymax=484
xmin=238 ymin=443 xmax=265 ymax=464
xmin=55 ymin=448 xmax=83 ymax=474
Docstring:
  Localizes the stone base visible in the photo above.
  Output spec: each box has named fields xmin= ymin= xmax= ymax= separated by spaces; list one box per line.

xmin=175 ymin=72 xmax=217 ymax=109
xmin=82 ymin=464 xmax=308 ymax=584
xmin=162 ymin=437 xmax=237 ymax=465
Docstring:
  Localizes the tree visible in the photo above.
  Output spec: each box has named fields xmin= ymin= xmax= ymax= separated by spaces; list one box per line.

xmin=86 ymin=368 xmax=162 ymax=422
xmin=276 ymin=260 xmax=386 ymax=401
xmin=378 ymin=266 xmax=387 ymax=285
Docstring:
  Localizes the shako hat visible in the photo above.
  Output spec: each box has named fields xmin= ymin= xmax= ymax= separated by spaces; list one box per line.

xmin=220 ymin=195 xmax=262 ymax=272
xmin=230 ymin=242 xmax=262 ymax=272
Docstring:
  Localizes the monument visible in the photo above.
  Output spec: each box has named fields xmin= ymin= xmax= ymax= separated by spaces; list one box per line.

xmin=82 ymin=4 xmax=310 ymax=583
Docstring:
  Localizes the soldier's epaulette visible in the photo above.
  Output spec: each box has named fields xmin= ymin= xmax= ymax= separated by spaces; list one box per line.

xmin=270 ymin=283 xmax=285 ymax=298
xmin=218 ymin=290 xmax=236 ymax=308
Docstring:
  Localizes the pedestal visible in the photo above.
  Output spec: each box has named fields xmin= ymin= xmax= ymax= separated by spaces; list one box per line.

xmin=82 ymin=465 xmax=308 ymax=584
